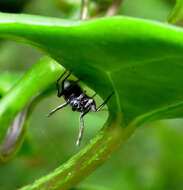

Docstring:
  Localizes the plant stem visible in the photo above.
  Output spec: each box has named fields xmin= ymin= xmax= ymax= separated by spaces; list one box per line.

xmin=0 ymin=57 xmax=63 ymax=145
xmin=106 ymin=0 xmax=123 ymax=17
xmin=0 ymin=86 xmax=56 ymax=165
xmin=20 ymin=115 xmax=136 ymax=190
xmin=81 ymin=0 xmax=89 ymax=20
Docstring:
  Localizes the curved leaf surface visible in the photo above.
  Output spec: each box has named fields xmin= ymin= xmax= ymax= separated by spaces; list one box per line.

xmin=0 ymin=57 xmax=63 ymax=144
xmin=0 ymin=58 xmax=64 ymax=164
xmin=1 ymin=13 xmax=183 ymax=190
xmin=0 ymin=13 xmax=183 ymax=125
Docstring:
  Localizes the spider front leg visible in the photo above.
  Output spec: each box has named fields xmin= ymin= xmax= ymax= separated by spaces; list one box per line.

xmin=56 ymin=71 xmax=72 ymax=97
xmin=76 ymin=111 xmax=89 ymax=146
xmin=47 ymin=101 xmax=69 ymax=117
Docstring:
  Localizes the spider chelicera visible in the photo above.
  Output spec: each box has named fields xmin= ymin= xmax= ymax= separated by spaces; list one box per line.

xmin=48 ymin=71 xmax=114 ymax=146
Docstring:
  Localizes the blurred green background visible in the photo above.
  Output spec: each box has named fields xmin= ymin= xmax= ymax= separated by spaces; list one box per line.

xmin=1 ymin=0 xmax=183 ymax=190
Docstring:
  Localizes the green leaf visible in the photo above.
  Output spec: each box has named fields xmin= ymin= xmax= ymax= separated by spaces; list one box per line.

xmin=167 ymin=0 xmax=183 ymax=24
xmin=1 ymin=13 xmax=183 ymax=190
xmin=1 ymin=13 xmax=183 ymax=124
xmin=0 ymin=72 xmax=25 ymax=163
xmin=0 ymin=58 xmax=63 ymax=164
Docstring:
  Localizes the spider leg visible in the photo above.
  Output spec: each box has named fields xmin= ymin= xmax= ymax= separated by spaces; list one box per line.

xmin=76 ymin=111 xmax=89 ymax=146
xmin=47 ymin=101 xmax=69 ymax=117
xmin=56 ymin=70 xmax=67 ymax=96
xmin=57 ymin=71 xmax=72 ymax=97
xmin=91 ymin=92 xmax=97 ymax=98
xmin=57 ymin=70 xmax=67 ymax=82
xmin=77 ymin=92 xmax=86 ymax=100
xmin=96 ymin=92 xmax=114 ymax=112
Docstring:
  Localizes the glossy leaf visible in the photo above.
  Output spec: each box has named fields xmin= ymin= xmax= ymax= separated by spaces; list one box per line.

xmin=0 ymin=13 xmax=183 ymax=124
xmin=0 ymin=57 xmax=63 ymax=161
xmin=1 ymin=13 xmax=183 ymax=190
xmin=0 ymin=72 xmax=25 ymax=164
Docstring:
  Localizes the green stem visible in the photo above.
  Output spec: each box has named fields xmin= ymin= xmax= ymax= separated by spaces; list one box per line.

xmin=0 ymin=86 xmax=56 ymax=165
xmin=0 ymin=57 xmax=63 ymax=144
xmin=20 ymin=115 xmax=135 ymax=190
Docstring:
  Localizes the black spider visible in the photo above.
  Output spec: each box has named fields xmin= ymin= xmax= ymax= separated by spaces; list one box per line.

xmin=48 ymin=71 xmax=114 ymax=146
